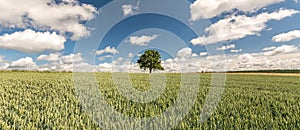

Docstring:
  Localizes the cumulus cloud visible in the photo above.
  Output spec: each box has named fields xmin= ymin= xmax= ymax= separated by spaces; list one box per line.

xmin=272 ymin=30 xmax=300 ymax=42
xmin=200 ymin=52 xmax=208 ymax=56
xmin=263 ymin=44 xmax=298 ymax=56
xmin=0 ymin=0 xmax=97 ymax=40
xmin=233 ymin=52 xmax=300 ymax=70
xmin=37 ymin=53 xmax=61 ymax=62
xmin=98 ymin=61 xmax=142 ymax=72
xmin=230 ymin=49 xmax=243 ymax=53
xmin=191 ymin=53 xmax=198 ymax=57
xmin=163 ymin=56 xmax=220 ymax=72
xmin=37 ymin=52 xmax=87 ymax=71
xmin=38 ymin=61 xmax=96 ymax=72
xmin=129 ymin=35 xmax=158 ymax=46
xmin=262 ymin=46 xmax=276 ymax=51
xmin=217 ymin=44 xmax=236 ymax=50
xmin=96 ymin=46 xmax=119 ymax=55
xmin=98 ymin=62 xmax=113 ymax=72
xmin=128 ymin=53 xmax=134 ymax=58
xmin=122 ymin=5 xmax=134 ymax=16
xmin=191 ymin=9 xmax=299 ymax=45
xmin=99 ymin=55 xmax=113 ymax=61
xmin=190 ymin=0 xmax=283 ymax=21
xmin=0 ymin=56 xmax=9 ymax=70
xmin=162 ymin=50 xmax=300 ymax=72
xmin=157 ymin=45 xmax=299 ymax=72
xmin=177 ymin=47 xmax=193 ymax=58
xmin=37 ymin=53 xmax=84 ymax=63
xmin=0 ymin=29 xmax=66 ymax=53
xmin=10 ymin=57 xmax=37 ymax=68
xmin=0 ymin=63 xmax=9 ymax=70
xmin=7 ymin=48 xmax=300 ymax=72
xmin=60 ymin=53 xmax=84 ymax=64
xmin=37 ymin=45 xmax=300 ymax=72
xmin=122 ymin=1 xmax=139 ymax=16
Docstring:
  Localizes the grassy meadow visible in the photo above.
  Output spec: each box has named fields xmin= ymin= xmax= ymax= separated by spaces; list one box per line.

xmin=0 ymin=72 xmax=299 ymax=129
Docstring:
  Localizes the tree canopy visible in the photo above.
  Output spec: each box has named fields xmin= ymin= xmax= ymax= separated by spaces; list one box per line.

xmin=137 ymin=50 xmax=164 ymax=73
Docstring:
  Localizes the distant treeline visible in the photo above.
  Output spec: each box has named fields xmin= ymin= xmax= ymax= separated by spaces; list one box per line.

xmin=226 ymin=69 xmax=300 ymax=73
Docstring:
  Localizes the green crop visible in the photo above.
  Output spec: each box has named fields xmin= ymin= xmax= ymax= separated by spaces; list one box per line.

xmin=0 ymin=72 xmax=299 ymax=129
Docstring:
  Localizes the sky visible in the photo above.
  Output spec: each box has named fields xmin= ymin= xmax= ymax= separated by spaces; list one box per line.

xmin=0 ymin=0 xmax=299 ymax=72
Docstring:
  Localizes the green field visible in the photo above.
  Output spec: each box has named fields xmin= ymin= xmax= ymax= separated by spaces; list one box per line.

xmin=0 ymin=72 xmax=299 ymax=129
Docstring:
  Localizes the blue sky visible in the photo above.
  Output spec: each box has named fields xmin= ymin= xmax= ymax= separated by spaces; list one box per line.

xmin=0 ymin=0 xmax=299 ymax=72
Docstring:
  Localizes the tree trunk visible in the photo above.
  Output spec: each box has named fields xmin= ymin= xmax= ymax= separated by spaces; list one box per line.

xmin=149 ymin=68 xmax=152 ymax=73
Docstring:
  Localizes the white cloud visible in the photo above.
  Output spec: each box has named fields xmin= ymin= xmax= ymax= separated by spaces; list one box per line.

xmin=38 ymin=61 xmax=95 ymax=72
xmin=262 ymin=46 xmax=276 ymax=51
xmin=37 ymin=53 xmax=61 ymax=62
xmin=98 ymin=61 xmax=142 ymax=72
xmin=128 ymin=53 xmax=134 ymax=58
xmin=0 ymin=63 xmax=9 ymax=70
xmin=98 ymin=62 xmax=113 ymax=72
xmin=190 ymin=0 xmax=283 ymax=21
xmin=122 ymin=5 xmax=134 ymax=16
xmin=0 ymin=56 xmax=8 ymax=70
xmin=159 ymin=45 xmax=300 ymax=72
xmin=122 ymin=2 xmax=139 ymax=16
xmin=37 ymin=47 xmax=298 ymax=72
xmin=162 ymin=56 xmax=214 ymax=72
xmin=232 ymin=52 xmax=300 ymax=70
xmin=217 ymin=44 xmax=236 ymax=50
xmin=117 ymin=57 xmax=123 ymax=62
xmin=230 ymin=49 xmax=243 ymax=53
xmin=191 ymin=53 xmax=198 ymax=57
xmin=263 ymin=44 xmax=298 ymax=56
xmin=96 ymin=46 xmax=119 ymax=55
xmin=122 ymin=5 xmax=138 ymax=17
xmin=272 ymin=30 xmax=300 ymax=42
xmin=37 ymin=52 xmax=87 ymax=72
xmin=200 ymin=52 xmax=208 ymax=56
xmin=162 ymin=50 xmax=300 ymax=72
xmin=60 ymin=53 xmax=84 ymax=64
xmin=191 ymin=9 xmax=299 ymax=45
xmin=177 ymin=47 xmax=192 ymax=58
xmin=37 ymin=53 xmax=84 ymax=63
xmin=0 ymin=29 xmax=66 ymax=53
xmin=0 ymin=0 xmax=97 ymax=40
xmin=129 ymin=35 xmax=158 ymax=46
xmin=9 ymin=47 xmax=300 ymax=72
xmin=10 ymin=57 xmax=37 ymax=68
xmin=99 ymin=55 xmax=113 ymax=61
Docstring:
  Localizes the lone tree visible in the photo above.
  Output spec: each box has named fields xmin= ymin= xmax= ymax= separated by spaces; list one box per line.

xmin=137 ymin=50 xmax=164 ymax=73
